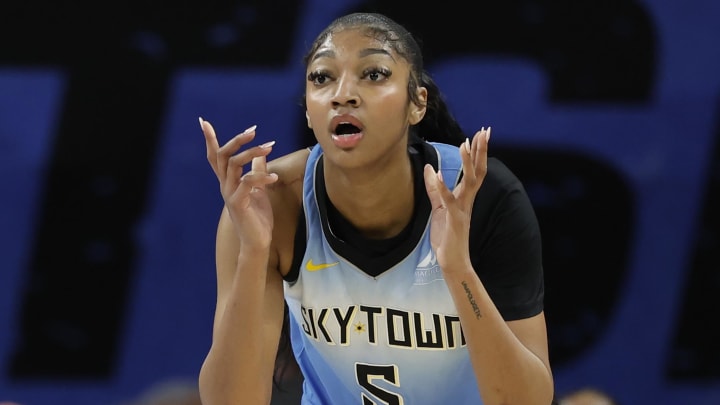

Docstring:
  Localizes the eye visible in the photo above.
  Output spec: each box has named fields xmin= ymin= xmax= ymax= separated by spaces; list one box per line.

xmin=308 ymin=70 xmax=331 ymax=85
xmin=363 ymin=67 xmax=391 ymax=82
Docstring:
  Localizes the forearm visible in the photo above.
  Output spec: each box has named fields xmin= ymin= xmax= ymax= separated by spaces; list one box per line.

xmin=199 ymin=250 xmax=279 ymax=405
xmin=444 ymin=267 xmax=554 ymax=405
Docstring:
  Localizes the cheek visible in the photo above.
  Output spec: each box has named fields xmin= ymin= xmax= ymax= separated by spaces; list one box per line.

xmin=373 ymin=90 xmax=412 ymax=122
xmin=305 ymin=93 xmax=324 ymax=120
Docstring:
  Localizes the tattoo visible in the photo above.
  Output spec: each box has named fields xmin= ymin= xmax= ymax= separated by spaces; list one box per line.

xmin=461 ymin=281 xmax=482 ymax=319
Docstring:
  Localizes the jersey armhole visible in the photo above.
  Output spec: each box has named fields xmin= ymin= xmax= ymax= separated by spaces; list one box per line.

xmin=284 ymin=206 xmax=306 ymax=283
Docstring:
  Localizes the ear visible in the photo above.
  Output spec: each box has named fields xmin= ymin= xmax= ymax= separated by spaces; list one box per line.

xmin=409 ymin=86 xmax=428 ymax=125
xmin=305 ymin=111 xmax=313 ymax=128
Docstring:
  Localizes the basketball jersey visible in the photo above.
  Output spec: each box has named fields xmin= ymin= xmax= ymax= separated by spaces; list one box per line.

xmin=284 ymin=142 xmax=484 ymax=405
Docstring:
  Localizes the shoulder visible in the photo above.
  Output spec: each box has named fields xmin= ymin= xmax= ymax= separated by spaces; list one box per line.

xmin=265 ymin=147 xmax=310 ymax=201
xmin=472 ymin=157 xmax=539 ymax=237
xmin=470 ymin=156 xmax=539 ymax=248
xmin=479 ymin=157 xmax=529 ymax=203
xmin=265 ymin=146 xmax=311 ymax=213
xmin=488 ymin=157 xmax=522 ymax=185
xmin=471 ymin=157 xmax=545 ymax=321
xmin=268 ymin=147 xmax=311 ymax=186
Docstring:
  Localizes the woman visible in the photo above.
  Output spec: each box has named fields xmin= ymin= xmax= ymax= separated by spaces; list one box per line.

xmin=198 ymin=12 xmax=554 ymax=405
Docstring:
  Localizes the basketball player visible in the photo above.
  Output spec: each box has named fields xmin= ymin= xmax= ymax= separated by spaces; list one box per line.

xmin=198 ymin=12 xmax=554 ymax=405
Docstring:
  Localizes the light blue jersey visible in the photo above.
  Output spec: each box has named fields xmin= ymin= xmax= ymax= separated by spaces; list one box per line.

xmin=284 ymin=142 xmax=483 ymax=405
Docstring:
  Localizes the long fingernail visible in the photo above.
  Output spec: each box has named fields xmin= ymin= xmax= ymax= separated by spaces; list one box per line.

xmin=260 ymin=140 xmax=276 ymax=149
xmin=464 ymin=137 xmax=471 ymax=152
xmin=198 ymin=116 xmax=204 ymax=128
xmin=486 ymin=126 xmax=492 ymax=142
xmin=243 ymin=124 xmax=257 ymax=134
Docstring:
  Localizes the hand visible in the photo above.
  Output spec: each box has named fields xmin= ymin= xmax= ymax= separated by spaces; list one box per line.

xmin=200 ymin=117 xmax=278 ymax=250
xmin=423 ymin=127 xmax=491 ymax=274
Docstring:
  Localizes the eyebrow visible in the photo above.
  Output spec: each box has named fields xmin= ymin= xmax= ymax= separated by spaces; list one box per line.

xmin=311 ymin=47 xmax=396 ymax=62
xmin=359 ymin=47 xmax=395 ymax=60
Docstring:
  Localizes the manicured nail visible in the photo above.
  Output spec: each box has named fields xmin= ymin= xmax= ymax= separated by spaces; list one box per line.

xmin=464 ymin=137 xmax=471 ymax=152
xmin=198 ymin=116 xmax=204 ymax=128
xmin=260 ymin=140 xmax=276 ymax=149
xmin=486 ymin=126 xmax=492 ymax=142
xmin=243 ymin=124 xmax=257 ymax=134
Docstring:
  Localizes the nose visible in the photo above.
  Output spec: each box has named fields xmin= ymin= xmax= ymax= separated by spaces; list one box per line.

xmin=331 ymin=74 xmax=360 ymax=107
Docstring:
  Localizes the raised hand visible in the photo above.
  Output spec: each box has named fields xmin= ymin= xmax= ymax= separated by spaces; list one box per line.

xmin=422 ymin=127 xmax=491 ymax=274
xmin=200 ymin=117 xmax=278 ymax=250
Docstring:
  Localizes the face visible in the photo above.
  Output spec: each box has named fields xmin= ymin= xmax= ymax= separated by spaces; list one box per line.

xmin=305 ymin=28 xmax=427 ymax=168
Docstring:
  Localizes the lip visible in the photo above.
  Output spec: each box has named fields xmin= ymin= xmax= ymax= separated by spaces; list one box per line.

xmin=329 ymin=114 xmax=364 ymax=134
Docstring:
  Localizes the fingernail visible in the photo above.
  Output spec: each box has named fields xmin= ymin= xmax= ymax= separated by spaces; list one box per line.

xmin=198 ymin=116 xmax=204 ymax=128
xmin=486 ymin=126 xmax=492 ymax=142
xmin=243 ymin=124 xmax=257 ymax=134
xmin=260 ymin=140 xmax=276 ymax=149
xmin=464 ymin=137 xmax=471 ymax=152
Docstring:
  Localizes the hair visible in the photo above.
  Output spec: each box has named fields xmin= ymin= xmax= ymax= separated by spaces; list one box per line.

xmin=301 ymin=12 xmax=467 ymax=147
xmin=274 ymin=12 xmax=468 ymax=390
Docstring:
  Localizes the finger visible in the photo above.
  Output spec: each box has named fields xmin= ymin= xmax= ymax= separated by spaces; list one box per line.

xmin=455 ymin=127 xmax=490 ymax=207
xmin=469 ymin=127 xmax=490 ymax=178
xmin=454 ymin=128 xmax=482 ymax=201
xmin=251 ymin=150 xmax=268 ymax=174
xmin=423 ymin=164 xmax=444 ymax=209
xmin=234 ymin=142 xmax=278 ymax=191
xmin=459 ymin=131 xmax=479 ymax=188
xmin=248 ymin=154 xmax=267 ymax=193
xmin=200 ymin=117 xmax=221 ymax=175
xmin=225 ymin=141 xmax=270 ymax=188
xmin=423 ymin=164 xmax=456 ymax=210
xmin=476 ymin=126 xmax=490 ymax=178
xmin=217 ymin=125 xmax=258 ymax=181
xmin=241 ymin=154 xmax=279 ymax=192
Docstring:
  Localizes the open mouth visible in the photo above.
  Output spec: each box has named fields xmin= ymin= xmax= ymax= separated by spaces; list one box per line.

xmin=334 ymin=122 xmax=361 ymax=136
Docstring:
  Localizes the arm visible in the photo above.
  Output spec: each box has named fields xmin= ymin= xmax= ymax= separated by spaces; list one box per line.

xmin=443 ymin=271 xmax=553 ymax=405
xmin=197 ymin=119 xmax=287 ymax=405
xmin=198 ymin=208 xmax=286 ymax=405
xmin=424 ymin=127 xmax=554 ymax=405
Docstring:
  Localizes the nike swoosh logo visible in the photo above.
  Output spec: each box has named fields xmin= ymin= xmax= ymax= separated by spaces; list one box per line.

xmin=306 ymin=259 xmax=339 ymax=272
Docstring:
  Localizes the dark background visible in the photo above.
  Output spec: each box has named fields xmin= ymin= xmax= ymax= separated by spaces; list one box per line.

xmin=1 ymin=0 xmax=719 ymax=404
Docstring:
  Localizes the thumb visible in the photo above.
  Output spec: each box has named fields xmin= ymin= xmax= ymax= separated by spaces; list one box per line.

xmin=423 ymin=164 xmax=445 ymax=209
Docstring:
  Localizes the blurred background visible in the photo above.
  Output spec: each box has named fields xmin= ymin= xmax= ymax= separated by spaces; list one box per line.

xmin=1 ymin=0 xmax=719 ymax=404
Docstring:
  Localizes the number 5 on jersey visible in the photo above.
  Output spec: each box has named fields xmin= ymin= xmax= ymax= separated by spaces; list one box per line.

xmin=355 ymin=363 xmax=404 ymax=405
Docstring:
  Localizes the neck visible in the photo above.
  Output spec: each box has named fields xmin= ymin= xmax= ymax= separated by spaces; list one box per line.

xmin=324 ymin=150 xmax=415 ymax=239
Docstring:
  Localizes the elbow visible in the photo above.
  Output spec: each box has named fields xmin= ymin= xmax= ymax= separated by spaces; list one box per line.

xmin=198 ymin=360 xmax=219 ymax=405
xmin=198 ymin=356 xmax=233 ymax=405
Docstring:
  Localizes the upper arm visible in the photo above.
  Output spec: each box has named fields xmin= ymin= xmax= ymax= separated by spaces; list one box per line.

xmin=472 ymin=168 xmax=545 ymax=321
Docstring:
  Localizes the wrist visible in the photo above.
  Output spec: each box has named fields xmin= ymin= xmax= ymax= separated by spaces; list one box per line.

xmin=440 ymin=258 xmax=475 ymax=279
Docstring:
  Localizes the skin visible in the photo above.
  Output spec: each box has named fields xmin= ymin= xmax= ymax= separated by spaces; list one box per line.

xmin=198 ymin=27 xmax=553 ymax=405
xmin=560 ymin=389 xmax=617 ymax=405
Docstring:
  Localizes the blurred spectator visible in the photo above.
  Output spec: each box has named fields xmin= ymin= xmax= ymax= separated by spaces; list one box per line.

xmin=121 ymin=379 xmax=201 ymax=405
xmin=559 ymin=387 xmax=618 ymax=405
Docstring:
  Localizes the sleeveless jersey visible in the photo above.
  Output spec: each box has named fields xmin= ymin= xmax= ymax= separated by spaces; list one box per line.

xmin=284 ymin=142 xmax=484 ymax=405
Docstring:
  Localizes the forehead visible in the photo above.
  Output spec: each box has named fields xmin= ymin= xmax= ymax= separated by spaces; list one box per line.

xmin=311 ymin=28 xmax=399 ymax=62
